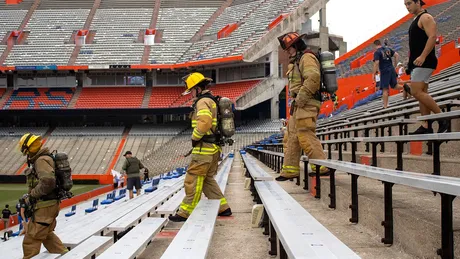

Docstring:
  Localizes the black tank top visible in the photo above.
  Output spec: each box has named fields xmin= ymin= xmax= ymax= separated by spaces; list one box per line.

xmin=408 ymin=10 xmax=438 ymax=71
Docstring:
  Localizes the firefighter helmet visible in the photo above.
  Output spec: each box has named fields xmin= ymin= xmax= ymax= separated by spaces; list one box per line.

xmin=278 ymin=32 xmax=304 ymax=50
xmin=19 ymin=133 xmax=41 ymax=155
xmin=182 ymin=72 xmax=212 ymax=96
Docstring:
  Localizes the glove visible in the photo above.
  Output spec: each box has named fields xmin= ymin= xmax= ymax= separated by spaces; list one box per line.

xmin=295 ymin=91 xmax=308 ymax=108
xmin=192 ymin=139 xmax=201 ymax=147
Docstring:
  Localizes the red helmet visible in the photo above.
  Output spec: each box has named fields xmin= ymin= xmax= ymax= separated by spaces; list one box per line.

xmin=278 ymin=32 xmax=302 ymax=50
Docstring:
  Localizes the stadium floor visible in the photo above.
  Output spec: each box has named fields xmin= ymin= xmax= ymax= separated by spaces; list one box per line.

xmin=0 ymin=184 xmax=101 ymax=210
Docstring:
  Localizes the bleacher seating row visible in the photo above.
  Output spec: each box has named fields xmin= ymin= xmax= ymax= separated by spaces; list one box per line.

xmin=0 ymin=122 xmax=272 ymax=176
xmin=3 ymin=88 xmax=74 ymax=110
xmin=240 ymin=151 xmax=360 ymax=258
xmin=0 ymin=80 xmax=260 ymax=109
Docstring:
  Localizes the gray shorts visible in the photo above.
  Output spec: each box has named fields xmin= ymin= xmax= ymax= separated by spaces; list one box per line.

xmin=411 ymin=68 xmax=435 ymax=83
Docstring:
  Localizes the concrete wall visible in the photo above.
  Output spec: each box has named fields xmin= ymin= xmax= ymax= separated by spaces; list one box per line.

xmin=235 ymin=77 xmax=287 ymax=113
xmin=243 ymin=0 xmax=328 ymax=63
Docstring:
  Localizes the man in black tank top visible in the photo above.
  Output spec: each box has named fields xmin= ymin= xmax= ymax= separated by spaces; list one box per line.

xmin=405 ymin=0 xmax=449 ymax=134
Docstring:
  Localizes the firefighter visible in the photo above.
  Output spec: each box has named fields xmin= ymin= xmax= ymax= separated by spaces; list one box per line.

xmin=169 ymin=72 xmax=232 ymax=222
xmin=276 ymin=32 xmax=329 ymax=181
xmin=18 ymin=133 xmax=67 ymax=259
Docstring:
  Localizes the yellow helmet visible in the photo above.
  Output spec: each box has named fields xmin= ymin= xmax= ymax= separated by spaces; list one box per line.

xmin=181 ymin=72 xmax=212 ymax=96
xmin=19 ymin=133 xmax=41 ymax=155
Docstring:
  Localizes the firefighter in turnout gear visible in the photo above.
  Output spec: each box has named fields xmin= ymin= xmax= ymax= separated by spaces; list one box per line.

xmin=19 ymin=133 xmax=67 ymax=259
xmin=276 ymin=32 xmax=328 ymax=181
xmin=169 ymin=72 xmax=232 ymax=222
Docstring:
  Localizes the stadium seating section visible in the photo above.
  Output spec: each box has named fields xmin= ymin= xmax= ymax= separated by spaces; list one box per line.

xmin=0 ymin=119 xmax=279 ymax=176
xmin=337 ymin=0 xmax=460 ymax=78
xmin=0 ymin=0 xmax=303 ymax=66
xmin=74 ymin=87 xmax=145 ymax=109
xmin=3 ymin=88 xmax=74 ymax=109
xmin=0 ymin=80 xmax=260 ymax=110
xmin=148 ymin=80 xmax=260 ymax=108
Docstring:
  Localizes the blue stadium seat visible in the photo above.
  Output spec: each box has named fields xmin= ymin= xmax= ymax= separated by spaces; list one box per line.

xmin=65 ymin=205 xmax=77 ymax=217
xmin=85 ymin=199 xmax=99 ymax=213
xmin=145 ymin=178 xmax=161 ymax=193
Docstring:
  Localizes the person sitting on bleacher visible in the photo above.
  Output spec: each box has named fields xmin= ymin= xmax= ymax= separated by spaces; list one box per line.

xmin=275 ymin=32 xmax=329 ymax=181
xmin=18 ymin=133 xmax=68 ymax=259
xmin=122 ymin=151 xmax=147 ymax=199
xmin=169 ymin=72 xmax=232 ymax=222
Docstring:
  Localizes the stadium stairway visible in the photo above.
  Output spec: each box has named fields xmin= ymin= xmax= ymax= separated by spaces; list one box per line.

xmin=141 ymin=0 xmax=160 ymax=64
xmin=141 ymin=85 xmax=153 ymax=108
xmin=190 ymin=0 xmax=234 ymax=43
xmin=0 ymin=88 xmax=13 ymax=108
xmin=67 ymin=85 xmax=82 ymax=109
xmin=68 ymin=0 xmax=101 ymax=66
xmin=0 ymin=0 xmax=40 ymax=65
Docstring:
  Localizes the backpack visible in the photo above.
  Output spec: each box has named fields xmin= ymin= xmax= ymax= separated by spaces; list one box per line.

xmin=194 ymin=93 xmax=235 ymax=146
xmin=39 ymin=151 xmax=73 ymax=200
xmin=295 ymin=50 xmax=338 ymax=102
xmin=51 ymin=151 xmax=73 ymax=192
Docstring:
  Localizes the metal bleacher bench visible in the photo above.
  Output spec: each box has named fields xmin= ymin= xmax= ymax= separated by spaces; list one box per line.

xmin=418 ymin=110 xmax=460 ymax=131
xmin=255 ymin=181 xmax=360 ymax=259
xmin=316 ymin=118 xmax=417 ymax=144
xmin=241 ymin=152 xmax=273 ymax=203
xmin=241 ymin=153 xmax=273 ymax=181
xmin=106 ymin=179 xmax=184 ymax=242
xmin=59 ymin=236 xmax=112 ymax=259
xmin=309 ymin=159 xmax=460 ymax=259
xmin=362 ymin=132 xmax=460 ymax=175
xmin=160 ymin=200 xmax=221 ymax=259
xmin=31 ymin=253 xmax=60 ymax=259
xmin=56 ymin=177 xmax=184 ymax=249
xmin=98 ymin=218 xmax=167 ymax=259
xmin=246 ymin=148 xmax=309 ymax=189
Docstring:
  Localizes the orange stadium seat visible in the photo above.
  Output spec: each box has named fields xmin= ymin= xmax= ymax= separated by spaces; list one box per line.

xmin=2 ymin=88 xmax=74 ymax=110
xmin=75 ymin=87 xmax=145 ymax=109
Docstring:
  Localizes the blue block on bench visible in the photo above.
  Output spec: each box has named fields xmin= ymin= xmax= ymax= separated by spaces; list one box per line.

xmin=114 ymin=189 xmax=126 ymax=201
xmin=85 ymin=199 xmax=99 ymax=213
xmin=145 ymin=178 xmax=160 ymax=193
xmin=101 ymin=191 xmax=116 ymax=205
xmin=65 ymin=205 xmax=77 ymax=217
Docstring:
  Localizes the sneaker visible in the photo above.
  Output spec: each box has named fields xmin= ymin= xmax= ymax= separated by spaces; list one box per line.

xmin=218 ymin=208 xmax=232 ymax=217
xmin=438 ymin=120 xmax=449 ymax=133
xmin=409 ymin=125 xmax=432 ymax=135
xmin=168 ymin=214 xmax=187 ymax=222
xmin=403 ymin=84 xmax=411 ymax=95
